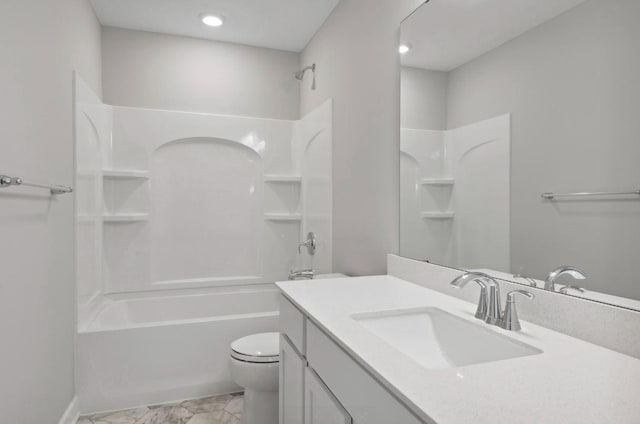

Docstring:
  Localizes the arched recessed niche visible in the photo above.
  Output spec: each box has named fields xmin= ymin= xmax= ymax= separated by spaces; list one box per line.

xmin=150 ymin=137 xmax=263 ymax=284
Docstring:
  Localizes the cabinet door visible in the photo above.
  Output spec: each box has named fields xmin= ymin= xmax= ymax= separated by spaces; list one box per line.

xmin=280 ymin=334 xmax=305 ymax=424
xmin=305 ymin=368 xmax=351 ymax=424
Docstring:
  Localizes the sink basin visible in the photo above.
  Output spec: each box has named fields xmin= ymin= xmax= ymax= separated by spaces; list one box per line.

xmin=352 ymin=307 xmax=542 ymax=369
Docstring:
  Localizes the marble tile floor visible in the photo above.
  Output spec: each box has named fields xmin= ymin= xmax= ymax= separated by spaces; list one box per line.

xmin=77 ymin=393 xmax=244 ymax=424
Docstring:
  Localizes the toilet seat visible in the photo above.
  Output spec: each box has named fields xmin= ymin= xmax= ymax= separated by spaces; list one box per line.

xmin=230 ymin=332 xmax=280 ymax=364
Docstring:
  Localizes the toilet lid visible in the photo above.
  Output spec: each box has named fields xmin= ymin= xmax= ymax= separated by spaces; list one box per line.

xmin=231 ymin=332 xmax=280 ymax=363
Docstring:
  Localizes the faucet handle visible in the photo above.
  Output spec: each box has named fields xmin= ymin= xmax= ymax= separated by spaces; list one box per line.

xmin=298 ymin=232 xmax=317 ymax=255
xmin=559 ymin=285 xmax=585 ymax=295
xmin=506 ymin=289 xmax=535 ymax=302
xmin=500 ymin=290 xmax=535 ymax=331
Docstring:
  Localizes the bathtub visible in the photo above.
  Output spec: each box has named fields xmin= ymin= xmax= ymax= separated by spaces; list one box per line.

xmin=75 ymin=286 xmax=280 ymax=414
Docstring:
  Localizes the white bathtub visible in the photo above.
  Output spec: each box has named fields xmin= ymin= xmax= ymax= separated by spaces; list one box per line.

xmin=76 ymin=287 xmax=280 ymax=414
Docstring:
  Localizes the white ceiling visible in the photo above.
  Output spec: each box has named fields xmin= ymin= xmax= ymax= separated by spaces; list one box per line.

xmin=90 ymin=0 xmax=341 ymax=52
xmin=401 ymin=0 xmax=588 ymax=71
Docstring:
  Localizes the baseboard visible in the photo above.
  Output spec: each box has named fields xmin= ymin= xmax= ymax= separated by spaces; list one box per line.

xmin=58 ymin=396 xmax=79 ymax=424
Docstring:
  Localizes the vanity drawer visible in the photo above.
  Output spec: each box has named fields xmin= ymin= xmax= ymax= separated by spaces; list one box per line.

xmin=306 ymin=321 xmax=424 ymax=424
xmin=279 ymin=294 xmax=306 ymax=354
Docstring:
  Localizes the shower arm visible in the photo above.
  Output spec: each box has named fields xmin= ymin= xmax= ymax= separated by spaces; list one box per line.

xmin=295 ymin=64 xmax=316 ymax=90
xmin=297 ymin=64 xmax=315 ymax=76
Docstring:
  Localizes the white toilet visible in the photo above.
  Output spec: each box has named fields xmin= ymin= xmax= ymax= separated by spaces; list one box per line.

xmin=229 ymin=332 xmax=280 ymax=424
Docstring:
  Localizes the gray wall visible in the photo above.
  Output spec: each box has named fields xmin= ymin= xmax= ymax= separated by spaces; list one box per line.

xmin=446 ymin=0 xmax=640 ymax=299
xmin=300 ymin=0 xmax=425 ymax=276
xmin=102 ymin=27 xmax=301 ymax=120
xmin=0 ymin=0 xmax=102 ymax=422
xmin=401 ymin=66 xmax=448 ymax=131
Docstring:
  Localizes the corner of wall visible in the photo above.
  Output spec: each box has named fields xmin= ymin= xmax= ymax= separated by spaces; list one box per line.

xmin=297 ymin=0 xmax=424 ymax=276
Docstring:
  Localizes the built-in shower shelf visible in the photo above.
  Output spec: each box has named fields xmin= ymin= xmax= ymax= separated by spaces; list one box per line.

xmin=103 ymin=169 xmax=150 ymax=179
xmin=421 ymin=178 xmax=454 ymax=186
xmin=263 ymin=175 xmax=302 ymax=183
xmin=421 ymin=212 xmax=455 ymax=220
xmin=264 ymin=213 xmax=302 ymax=222
xmin=104 ymin=213 xmax=150 ymax=223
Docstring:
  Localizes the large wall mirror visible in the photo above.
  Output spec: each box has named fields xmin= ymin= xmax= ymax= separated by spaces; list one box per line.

xmin=399 ymin=0 xmax=640 ymax=310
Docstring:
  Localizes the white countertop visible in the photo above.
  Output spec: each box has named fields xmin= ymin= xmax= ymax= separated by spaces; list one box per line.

xmin=277 ymin=275 xmax=640 ymax=424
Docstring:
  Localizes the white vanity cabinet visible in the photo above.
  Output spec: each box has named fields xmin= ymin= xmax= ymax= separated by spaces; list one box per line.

xmin=279 ymin=294 xmax=424 ymax=424
xmin=279 ymin=294 xmax=353 ymax=424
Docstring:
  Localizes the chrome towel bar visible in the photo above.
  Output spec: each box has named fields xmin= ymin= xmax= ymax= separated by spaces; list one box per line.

xmin=0 ymin=174 xmax=73 ymax=195
xmin=541 ymin=189 xmax=640 ymax=200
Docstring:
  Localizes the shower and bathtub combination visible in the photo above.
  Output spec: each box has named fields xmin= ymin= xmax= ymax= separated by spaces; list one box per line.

xmin=74 ymin=75 xmax=333 ymax=413
xmin=400 ymin=115 xmax=511 ymax=270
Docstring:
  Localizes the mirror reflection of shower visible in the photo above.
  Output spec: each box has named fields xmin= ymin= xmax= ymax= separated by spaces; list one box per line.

xmin=295 ymin=63 xmax=316 ymax=90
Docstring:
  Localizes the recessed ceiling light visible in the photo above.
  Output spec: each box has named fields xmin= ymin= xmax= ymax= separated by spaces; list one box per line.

xmin=399 ymin=44 xmax=411 ymax=54
xmin=202 ymin=15 xmax=224 ymax=27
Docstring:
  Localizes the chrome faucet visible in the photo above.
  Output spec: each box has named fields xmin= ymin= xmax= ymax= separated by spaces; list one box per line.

xmin=451 ymin=272 xmax=536 ymax=331
xmin=450 ymin=275 xmax=488 ymax=320
xmin=500 ymin=290 xmax=535 ymax=331
xmin=288 ymin=269 xmax=314 ymax=280
xmin=450 ymin=272 xmax=502 ymax=325
xmin=559 ymin=285 xmax=585 ymax=295
xmin=544 ymin=266 xmax=586 ymax=292
xmin=513 ymin=274 xmax=538 ymax=288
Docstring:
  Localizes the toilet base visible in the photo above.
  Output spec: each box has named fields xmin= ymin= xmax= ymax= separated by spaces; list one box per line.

xmin=242 ymin=388 xmax=278 ymax=424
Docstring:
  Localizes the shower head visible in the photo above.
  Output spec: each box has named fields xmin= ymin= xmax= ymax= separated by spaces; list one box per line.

xmin=294 ymin=64 xmax=316 ymax=89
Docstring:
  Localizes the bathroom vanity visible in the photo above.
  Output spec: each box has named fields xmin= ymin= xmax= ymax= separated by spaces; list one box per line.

xmin=277 ymin=275 xmax=640 ymax=424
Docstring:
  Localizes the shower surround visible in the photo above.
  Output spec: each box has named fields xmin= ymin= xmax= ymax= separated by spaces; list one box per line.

xmin=74 ymin=75 xmax=332 ymax=413
xmin=400 ymin=114 xmax=510 ymax=270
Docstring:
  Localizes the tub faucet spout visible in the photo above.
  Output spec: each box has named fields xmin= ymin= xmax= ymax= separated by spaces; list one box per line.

xmin=288 ymin=269 xmax=314 ymax=280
